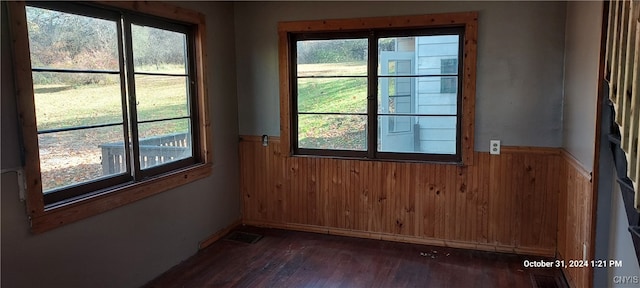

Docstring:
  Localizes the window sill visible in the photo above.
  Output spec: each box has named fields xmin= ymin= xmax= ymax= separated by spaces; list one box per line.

xmin=290 ymin=153 xmax=465 ymax=166
xmin=239 ymin=136 xmax=467 ymax=166
xmin=29 ymin=163 xmax=212 ymax=234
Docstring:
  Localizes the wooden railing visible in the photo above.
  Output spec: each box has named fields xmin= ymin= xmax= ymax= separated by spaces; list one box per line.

xmin=99 ymin=133 xmax=190 ymax=174
xmin=607 ymin=0 xmax=640 ymax=211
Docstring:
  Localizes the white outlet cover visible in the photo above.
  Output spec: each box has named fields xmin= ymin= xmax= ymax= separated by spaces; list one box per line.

xmin=490 ymin=140 xmax=501 ymax=155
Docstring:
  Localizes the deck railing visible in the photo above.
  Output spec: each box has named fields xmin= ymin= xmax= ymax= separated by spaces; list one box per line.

xmin=99 ymin=132 xmax=190 ymax=174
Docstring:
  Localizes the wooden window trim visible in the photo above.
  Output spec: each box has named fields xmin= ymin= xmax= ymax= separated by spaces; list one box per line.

xmin=278 ymin=12 xmax=478 ymax=165
xmin=6 ymin=1 xmax=212 ymax=233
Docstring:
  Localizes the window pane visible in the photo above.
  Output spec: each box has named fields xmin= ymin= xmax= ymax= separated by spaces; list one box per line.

xmin=297 ymin=78 xmax=367 ymax=113
xmin=378 ymin=76 xmax=413 ymax=114
xmin=32 ymin=72 xmax=123 ymax=131
xmin=138 ymin=119 xmax=192 ymax=170
xmin=298 ymin=114 xmax=366 ymax=150
xmin=26 ymin=6 xmax=119 ymax=71
xmin=132 ymin=24 xmax=187 ymax=74
xmin=416 ymin=76 xmax=459 ymax=94
xmin=416 ymin=36 xmax=460 ymax=74
xmin=378 ymin=116 xmax=456 ymax=154
xmin=297 ymin=39 xmax=367 ymax=76
xmin=378 ymin=76 xmax=457 ymax=115
xmin=379 ymin=35 xmax=459 ymax=76
xmin=40 ymin=126 xmax=125 ymax=192
xmin=441 ymin=58 xmax=458 ymax=74
xmin=135 ymin=75 xmax=190 ymax=122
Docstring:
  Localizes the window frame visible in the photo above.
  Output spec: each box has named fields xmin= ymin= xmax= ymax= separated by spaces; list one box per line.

xmin=278 ymin=12 xmax=478 ymax=165
xmin=7 ymin=1 xmax=212 ymax=233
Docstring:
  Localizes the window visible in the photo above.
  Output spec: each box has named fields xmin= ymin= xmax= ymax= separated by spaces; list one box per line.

xmin=440 ymin=58 xmax=458 ymax=94
xmin=8 ymin=1 xmax=211 ymax=232
xmin=280 ymin=13 xmax=477 ymax=163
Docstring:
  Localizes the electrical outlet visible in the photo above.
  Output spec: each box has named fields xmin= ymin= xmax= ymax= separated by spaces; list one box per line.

xmin=490 ymin=140 xmax=501 ymax=155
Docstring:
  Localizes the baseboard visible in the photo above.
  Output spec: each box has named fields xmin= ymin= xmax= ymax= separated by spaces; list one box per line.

xmin=198 ymin=218 xmax=242 ymax=250
xmin=243 ymin=220 xmax=556 ymax=257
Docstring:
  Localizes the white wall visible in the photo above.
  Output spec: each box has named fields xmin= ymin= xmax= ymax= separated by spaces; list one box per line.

xmin=234 ymin=1 xmax=567 ymax=151
xmin=562 ymin=0 xmax=602 ymax=171
xmin=0 ymin=2 xmax=241 ymax=287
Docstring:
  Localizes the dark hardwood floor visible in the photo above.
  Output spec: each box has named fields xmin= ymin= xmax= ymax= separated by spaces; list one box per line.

xmin=145 ymin=226 xmax=566 ymax=288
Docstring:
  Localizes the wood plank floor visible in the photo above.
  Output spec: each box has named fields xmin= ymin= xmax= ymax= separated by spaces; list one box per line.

xmin=145 ymin=226 xmax=566 ymax=288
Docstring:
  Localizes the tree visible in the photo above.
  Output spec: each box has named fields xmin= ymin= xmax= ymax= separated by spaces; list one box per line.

xmin=26 ymin=6 xmax=118 ymax=85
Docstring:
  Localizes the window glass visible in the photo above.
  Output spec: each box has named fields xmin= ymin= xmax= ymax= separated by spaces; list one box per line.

xmin=296 ymin=38 xmax=368 ymax=151
xmin=132 ymin=25 xmax=187 ymax=74
xmin=26 ymin=7 xmax=125 ymax=192
xmin=298 ymin=115 xmax=367 ymax=151
xmin=39 ymin=126 xmax=125 ymax=192
xmin=297 ymin=78 xmax=367 ymax=114
xmin=26 ymin=6 xmax=119 ymax=70
xmin=293 ymin=33 xmax=462 ymax=159
xmin=32 ymin=73 xmax=123 ymax=131
xmin=138 ymin=119 xmax=193 ymax=170
xmin=132 ymin=24 xmax=193 ymax=169
xmin=296 ymin=39 xmax=367 ymax=76
xmin=134 ymin=75 xmax=190 ymax=121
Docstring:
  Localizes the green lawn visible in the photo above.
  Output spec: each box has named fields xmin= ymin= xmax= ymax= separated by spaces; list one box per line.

xmin=35 ymin=70 xmax=190 ymax=191
xmin=296 ymin=63 xmax=368 ymax=150
xmin=35 ymin=76 xmax=188 ymax=134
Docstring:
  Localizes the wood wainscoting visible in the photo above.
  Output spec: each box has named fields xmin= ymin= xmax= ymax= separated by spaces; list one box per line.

xmin=558 ymin=151 xmax=594 ymax=288
xmin=240 ymin=135 xmax=563 ymax=256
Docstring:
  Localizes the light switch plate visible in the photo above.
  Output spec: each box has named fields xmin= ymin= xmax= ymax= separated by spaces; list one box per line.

xmin=490 ymin=140 xmax=500 ymax=155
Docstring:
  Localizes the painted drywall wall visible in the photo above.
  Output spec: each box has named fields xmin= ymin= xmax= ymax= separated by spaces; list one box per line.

xmin=608 ymin=172 xmax=640 ymax=287
xmin=0 ymin=2 xmax=241 ymax=287
xmin=562 ymin=0 xmax=602 ymax=171
xmin=234 ymin=1 xmax=566 ymax=151
xmin=561 ymin=2 xmax=605 ymax=286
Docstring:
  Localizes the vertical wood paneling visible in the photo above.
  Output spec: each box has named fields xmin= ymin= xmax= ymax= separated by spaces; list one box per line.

xmin=240 ymin=136 xmax=563 ymax=256
xmin=557 ymin=151 xmax=594 ymax=288
xmin=479 ymin=152 xmax=490 ymax=244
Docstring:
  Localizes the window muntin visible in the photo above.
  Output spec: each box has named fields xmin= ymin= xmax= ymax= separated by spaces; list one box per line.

xmin=291 ymin=29 xmax=463 ymax=161
xmin=25 ymin=2 xmax=199 ymax=205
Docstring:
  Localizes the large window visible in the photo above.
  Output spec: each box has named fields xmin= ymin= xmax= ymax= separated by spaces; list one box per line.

xmin=280 ymin=14 xmax=477 ymax=163
xmin=8 ymin=1 xmax=211 ymax=232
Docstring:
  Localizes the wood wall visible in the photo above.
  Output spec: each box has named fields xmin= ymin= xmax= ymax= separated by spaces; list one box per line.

xmin=557 ymin=152 xmax=594 ymax=288
xmin=240 ymin=136 xmax=561 ymax=256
